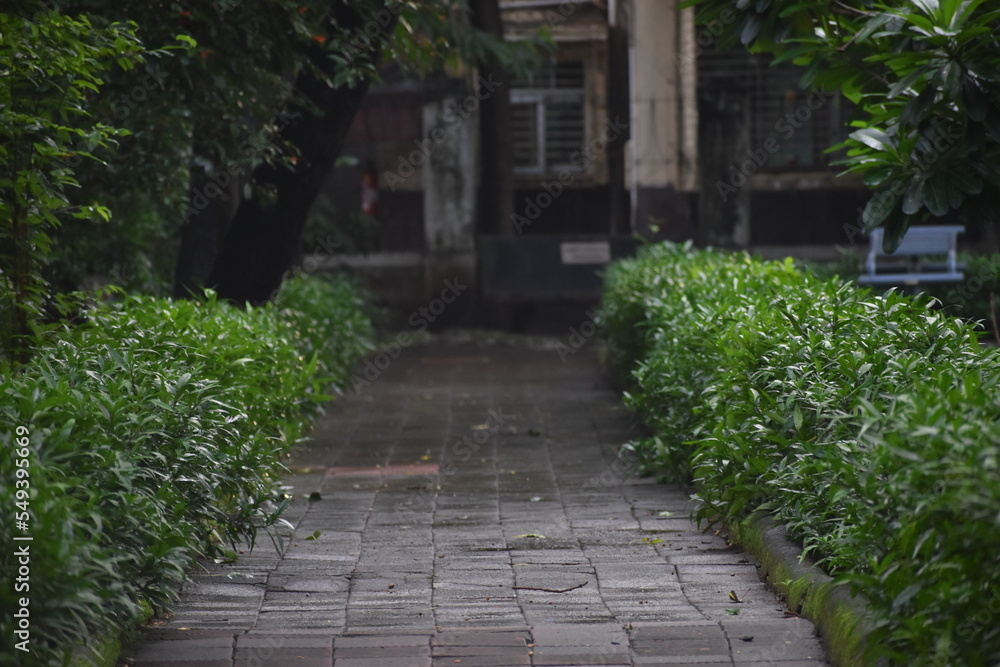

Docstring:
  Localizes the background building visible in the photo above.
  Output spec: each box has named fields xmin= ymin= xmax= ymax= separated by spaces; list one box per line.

xmin=309 ymin=0 xmax=869 ymax=328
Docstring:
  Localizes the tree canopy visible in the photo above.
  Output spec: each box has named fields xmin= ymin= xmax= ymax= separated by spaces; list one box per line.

xmin=1 ymin=0 xmax=545 ymax=364
xmin=688 ymin=0 xmax=1000 ymax=251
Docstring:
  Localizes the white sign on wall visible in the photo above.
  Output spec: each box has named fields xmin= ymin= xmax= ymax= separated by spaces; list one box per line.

xmin=560 ymin=241 xmax=612 ymax=265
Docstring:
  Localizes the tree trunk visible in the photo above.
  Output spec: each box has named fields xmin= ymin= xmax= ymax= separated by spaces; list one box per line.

xmin=205 ymin=5 xmax=388 ymax=304
xmin=172 ymin=125 xmax=242 ymax=299
xmin=469 ymin=0 xmax=515 ymax=236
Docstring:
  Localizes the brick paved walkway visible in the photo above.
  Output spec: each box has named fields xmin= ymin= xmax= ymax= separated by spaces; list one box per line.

xmin=127 ymin=336 xmax=828 ymax=666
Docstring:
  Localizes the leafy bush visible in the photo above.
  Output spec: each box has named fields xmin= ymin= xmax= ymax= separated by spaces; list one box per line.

xmin=602 ymin=241 xmax=1000 ymax=665
xmin=0 ymin=273 xmax=372 ymax=665
xmin=0 ymin=9 xmax=147 ymax=365
xmin=926 ymin=253 xmax=1000 ymax=328
xmin=804 ymin=250 xmax=1000 ymax=334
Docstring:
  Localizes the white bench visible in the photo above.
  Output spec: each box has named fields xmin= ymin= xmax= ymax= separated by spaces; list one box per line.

xmin=858 ymin=225 xmax=964 ymax=285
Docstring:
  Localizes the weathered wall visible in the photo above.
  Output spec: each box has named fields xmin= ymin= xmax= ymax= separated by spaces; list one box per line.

xmin=421 ymin=93 xmax=478 ymax=328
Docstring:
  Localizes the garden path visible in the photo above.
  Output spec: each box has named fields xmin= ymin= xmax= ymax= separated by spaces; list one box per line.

xmin=127 ymin=335 xmax=828 ymax=666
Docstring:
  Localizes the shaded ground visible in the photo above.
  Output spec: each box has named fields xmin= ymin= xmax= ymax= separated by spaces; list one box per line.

xmin=126 ymin=334 xmax=828 ymax=666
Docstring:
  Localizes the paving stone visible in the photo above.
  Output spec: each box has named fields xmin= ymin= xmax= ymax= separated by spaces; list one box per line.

xmin=133 ymin=643 xmax=232 ymax=662
xmin=433 ymin=645 xmax=529 ymax=657
xmin=336 ymin=646 xmax=431 ymax=658
xmin=337 ymin=658 xmax=431 ymax=667
xmin=430 ymin=656 xmax=530 ymax=667
xmin=531 ymin=653 xmax=632 ymax=666
xmin=130 ymin=338 xmax=829 ymax=666
xmin=132 ymin=661 xmax=233 ymax=667
xmin=629 ymin=638 xmax=729 ymax=657
xmin=138 ymin=630 xmax=238 ymax=642
xmin=233 ymin=646 xmax=333 ymax=663
xmin=267 ymin=575 xmax=351 ymax=593
xmin=530 ymin=624 xmax=628 ymax=647
xmin=433 ymin=631 xmax=530 ymax=647
xmin=335 ymin=634 xmax=431 ymax=648
xmin=721 ymin=618 xmax=821 ymax=638
xmin=728 ymin=639 xmax=827 ymax=662
xmin=237 ymin=632 xmax=332 ymax=648
xmin=253 ymin=609 xmax=346 ymax=630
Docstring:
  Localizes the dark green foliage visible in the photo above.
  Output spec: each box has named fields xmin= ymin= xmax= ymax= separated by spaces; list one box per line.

xmin=930 ymin=253 xmax=1000 ymax=327
xmin=686 ymin=0 xmax=1000 ymax=250
xmin=0 ymin=274 xmax=372 ymax=666
xmin=0 ymin=9 xmax=149 ymax=364
xmin=3 ymin=1 xmax=548 ymax=350
xmin=602 ymin=242 xmax=1000 ymax=665
xmin=807 ymin=251 xmax=1000 ymax=335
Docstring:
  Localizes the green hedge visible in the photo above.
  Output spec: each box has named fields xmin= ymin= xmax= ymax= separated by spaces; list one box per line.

xmin=807 ymin=251 xmax=1000 ymax=333
xmin=0 ymin=274 xmax=372 ymax=666
xmin=602 ymin=242 xmax=1000 ymax=666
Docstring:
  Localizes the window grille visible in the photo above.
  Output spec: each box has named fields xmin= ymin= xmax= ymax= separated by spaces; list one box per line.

xmin=698 ymin=48 xmax=849 ymax=170
xmin=511 ymin=60 xmax=587 ymax=175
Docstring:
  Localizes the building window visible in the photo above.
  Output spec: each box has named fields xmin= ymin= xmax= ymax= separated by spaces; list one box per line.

xmin=698 ymin=48 xmax=850 ymax=170
xmin=511 ymin=60 xmax=587 ymax=175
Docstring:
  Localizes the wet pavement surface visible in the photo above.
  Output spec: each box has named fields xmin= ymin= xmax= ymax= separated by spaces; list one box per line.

xmin=126 ymin=336 xmax=829 ymax=666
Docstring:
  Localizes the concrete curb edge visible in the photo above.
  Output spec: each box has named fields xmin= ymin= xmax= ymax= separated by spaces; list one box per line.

xmin=730 ymin=510 xmax=877 ymax=667
xmin=77 ymin=599 xmax=155 ymax=666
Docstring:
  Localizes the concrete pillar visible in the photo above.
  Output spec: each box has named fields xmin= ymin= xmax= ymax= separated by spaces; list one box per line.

xmin=628 ymin=0 xmax=697 ymax=239
xmin=423 ymin=96 xmax=478 ymax=254
xmin=421 ymin=96 xmax=478 ymax=327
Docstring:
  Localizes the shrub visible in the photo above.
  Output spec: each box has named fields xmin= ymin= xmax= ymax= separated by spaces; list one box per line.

xmin=0 ymin=273 xmax=372 ymax=665
xmin=0 ymin=9 xmax=147 ymax=366
xmin=602 ymin=241 xmax=1000 ymax=665
xmin=927 ymin=253 xmax=1000 ymax=330
xmin=806 ymin=250 xmax=1000 ymax=336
